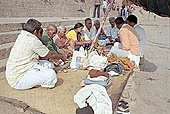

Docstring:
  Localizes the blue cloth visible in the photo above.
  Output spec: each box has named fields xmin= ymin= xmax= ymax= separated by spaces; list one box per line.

xmin=84 ymin=76 xmax=111 ymax=87
xmin=75 ymin=32 xmax=90 ymax=51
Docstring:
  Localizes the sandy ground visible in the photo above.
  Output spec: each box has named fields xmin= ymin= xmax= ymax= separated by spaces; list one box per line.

xmin=0 ymin=68 xmax=130 ymax=114
xmin=124 ymin=8 xmax=170 ymax=114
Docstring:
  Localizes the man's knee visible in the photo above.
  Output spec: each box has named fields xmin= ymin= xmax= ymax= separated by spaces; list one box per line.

xmin=48 ymin=69 xmax=57 ymax=80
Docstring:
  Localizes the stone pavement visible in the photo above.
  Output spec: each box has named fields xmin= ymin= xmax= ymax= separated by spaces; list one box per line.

xmin=118 ymin=8 xmax=170 ymax=114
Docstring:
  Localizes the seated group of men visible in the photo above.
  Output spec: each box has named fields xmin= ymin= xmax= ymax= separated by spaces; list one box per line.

xmin=6 ymin=14 xmax=146 ymax=90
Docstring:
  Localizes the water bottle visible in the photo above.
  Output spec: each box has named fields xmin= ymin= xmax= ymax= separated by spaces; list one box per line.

xmin=76 ymin=56 xmax=81 ymax=68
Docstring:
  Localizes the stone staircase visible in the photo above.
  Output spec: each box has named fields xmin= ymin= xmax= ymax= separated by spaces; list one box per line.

xmin=0 ymin=17 xmax=111 ymax=77
xmin=0 ymin=0 xmax=93 ymax=17
xmin=0 ymin=17 xmax=88 ymax=77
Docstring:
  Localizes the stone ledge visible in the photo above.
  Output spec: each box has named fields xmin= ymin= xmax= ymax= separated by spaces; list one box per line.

xmin=0 ymin=96 xmax=45 ymax=114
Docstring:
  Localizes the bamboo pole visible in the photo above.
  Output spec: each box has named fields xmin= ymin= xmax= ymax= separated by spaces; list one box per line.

xmin=89 ymin=0 xmax=115 ymax=53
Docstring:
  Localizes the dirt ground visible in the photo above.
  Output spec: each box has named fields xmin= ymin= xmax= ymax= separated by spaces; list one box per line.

xmin=0 ymin=68 xmax=131 ymax=114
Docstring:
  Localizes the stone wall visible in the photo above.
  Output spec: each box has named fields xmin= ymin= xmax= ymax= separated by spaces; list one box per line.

xmin=0 ymin=0 xmax=93 ymax=17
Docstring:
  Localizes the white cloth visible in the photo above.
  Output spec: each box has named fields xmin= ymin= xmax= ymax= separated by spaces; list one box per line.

xmin=6 ymin=30 xmax=49 ymax=87
xmin=87 ymin=75 xmax=108 ymax=81
xmin=114 ymin=42 xmax=122 ymax=49
xmin=108 ymin=44 xmax=140 ymax=67
xmin=106 ymin=25 xmax=119 ymax=41
xmin=107 ymin=45 xmax=128 ymax=57
xmin=74 ymin=84 xmax=112 ymax=114
xmin=13 ymin=60 xmax=57 ymax=90
xmin=103 ymin=1 xmax=107 ymax=8
xmin=82 ymin=26 xmax=96 ymax=41
xmin=128 ymin=51 xmax=140 ymax=67
xmin=89 ymin=55 xmax=108 ymax=70
xmin=134 ymin=25 xmax=146 ymax=57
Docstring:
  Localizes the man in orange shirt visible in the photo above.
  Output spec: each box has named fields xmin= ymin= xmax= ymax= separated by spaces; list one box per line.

xmin=108 ymin=17 xmax=140 ymax=66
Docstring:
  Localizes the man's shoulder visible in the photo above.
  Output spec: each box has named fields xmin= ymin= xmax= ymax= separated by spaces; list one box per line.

xmin=134 ymin=25 xmax=145 ymax=32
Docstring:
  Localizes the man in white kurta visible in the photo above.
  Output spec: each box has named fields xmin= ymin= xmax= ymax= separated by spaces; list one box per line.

xmin=6 ymin=19 xmax=57 ymax=90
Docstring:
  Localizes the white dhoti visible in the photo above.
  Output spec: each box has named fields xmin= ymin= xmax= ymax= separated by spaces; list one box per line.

xmin=14 ymin=60 xmax=57 ymax=90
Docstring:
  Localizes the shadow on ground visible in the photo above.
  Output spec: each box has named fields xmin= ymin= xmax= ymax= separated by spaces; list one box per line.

xmin=141 ymin=59 xmax=158 ymax=72
xmin=55 ymin=78 xmax=64 ymax=87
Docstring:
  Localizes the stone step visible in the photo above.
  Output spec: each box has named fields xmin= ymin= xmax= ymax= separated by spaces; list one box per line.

xmin=0 ymin=72 xmax=5 ymax=78
xmin=0 ymin=59 xmax=7 ymax=73
xmin=0 ymin=31 xmax=20 ymax=45
xmin=0 ymin=42 xmax=14 ymax=60
xmin=0 ymin=0 xmax=92 ymax=17
xmin=0 ymin=17 xmax=86 ymax=32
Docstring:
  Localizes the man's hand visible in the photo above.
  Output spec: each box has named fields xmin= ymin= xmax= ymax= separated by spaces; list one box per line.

xmin=85 ymin=40 xmax=92 ymax=44
xmin=115 ymin=38 xmax=120 ymax=42
xmin=46 ymin=51 xmax=66 ymax=61
xmin=108 ymin=36 xmax=113 ymax=42
xmin=61 ymin=54 xmax=67 ymax=62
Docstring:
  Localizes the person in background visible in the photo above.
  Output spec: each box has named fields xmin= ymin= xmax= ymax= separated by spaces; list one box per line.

xmin=127 ymin=15 xmax=146 ymax=68
xmin=93 ymin=0 xmax=102 ymax=18
xmin=53 ymin=26 xmax=75 ymax=56
xmin=41 ymin=24 xmax=68 ymax=65
xmin=6 ymin=19 xmax=66 ymax=90
xmin=118 ymin=5 xmax=128 ymax=21
xmin=108 ymin=17 xmax=140 ymax=67
xmin=106 ymin=17 xmax=120 ymax=45
xmin=102 ymin=0 xmax=107 ymax=15
xmin=66 ymin=23 xmax=92 ymax=51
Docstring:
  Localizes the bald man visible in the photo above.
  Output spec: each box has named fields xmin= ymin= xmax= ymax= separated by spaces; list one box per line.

xmin=41 ymin=24 xmax=67 ymax=66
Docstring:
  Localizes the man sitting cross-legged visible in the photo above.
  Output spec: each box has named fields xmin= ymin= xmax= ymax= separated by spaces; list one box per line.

xmin=107 ymin=17 xmax=140 ymax=67
xmin=6 ymin=19 xmax=66 ymax=90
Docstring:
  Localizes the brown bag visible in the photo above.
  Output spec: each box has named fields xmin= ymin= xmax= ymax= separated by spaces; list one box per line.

xmin=108 ymin=57 xmax=135 ymax=71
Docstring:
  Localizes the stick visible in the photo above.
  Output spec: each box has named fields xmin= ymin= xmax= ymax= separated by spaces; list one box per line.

xmin=89 ymin=0 xmax=115 ymax=53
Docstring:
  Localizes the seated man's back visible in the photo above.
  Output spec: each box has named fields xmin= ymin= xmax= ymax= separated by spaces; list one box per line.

xmin=120 ymin=24 xmax=140 ymax=56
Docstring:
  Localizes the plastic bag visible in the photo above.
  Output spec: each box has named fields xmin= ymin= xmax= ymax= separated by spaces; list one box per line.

xmin=70 ymin=47 xmax=86 ymax=68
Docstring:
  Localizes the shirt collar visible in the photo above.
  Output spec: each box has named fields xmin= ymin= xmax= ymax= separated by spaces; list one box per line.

xmin=21 ymin=30 xmax=37 ymax=38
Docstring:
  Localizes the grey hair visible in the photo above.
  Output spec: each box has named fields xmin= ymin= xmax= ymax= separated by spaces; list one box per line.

xmin=109 ymin=17 xmax=115 ymax=22
xmin=57 ymin=26 xmax=66 ymax=32
xmin=94 ymin=20 xmax=100 ymax=25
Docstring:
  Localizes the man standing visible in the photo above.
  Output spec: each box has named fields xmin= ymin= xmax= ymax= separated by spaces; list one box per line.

xmin=93 ymin=0 xmax=102 ymax=18
xmin=106 ymin=17 xmax=119 ymax=44
xmin=6 ymin=19 xmax=66 ymax=90
xmin=118 ymin=5 xmax=128 ymax=21
xmin=108 ymin=17 xmax=140 ymax=67
xmin=102 ymin=0 xmax=107 ymax=15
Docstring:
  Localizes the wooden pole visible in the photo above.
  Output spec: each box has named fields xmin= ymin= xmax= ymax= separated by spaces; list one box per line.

xmin=89 ymin=0 xmax=115 ymax=53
